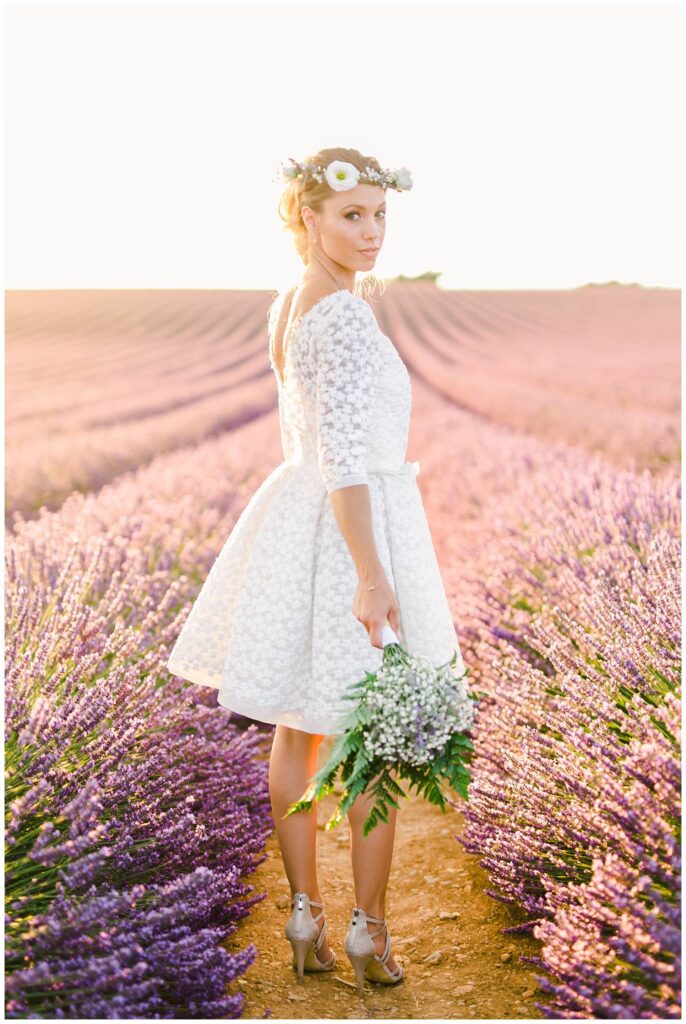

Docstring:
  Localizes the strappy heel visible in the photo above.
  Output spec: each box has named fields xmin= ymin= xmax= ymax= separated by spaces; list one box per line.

xmin=343 ymin=906 xmax=404 ymax=996
xmin=284 ymin=891 xmax=336 ymax=982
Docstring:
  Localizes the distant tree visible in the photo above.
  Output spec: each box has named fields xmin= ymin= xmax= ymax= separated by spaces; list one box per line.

xmin=577 ymin=280 xmax=642 ymax=288
xmin=389 ymin=271 xmax=443 ymax=285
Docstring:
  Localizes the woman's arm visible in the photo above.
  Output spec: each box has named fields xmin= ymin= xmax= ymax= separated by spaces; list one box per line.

xmin=313 ymin=295 xmax=400 ymax=649
xmin=330 ymin=484 xmax=400 ymax=649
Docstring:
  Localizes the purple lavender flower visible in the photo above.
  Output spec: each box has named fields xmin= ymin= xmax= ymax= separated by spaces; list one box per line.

xmin=5 ymin=490 xmax=275 ymax=1017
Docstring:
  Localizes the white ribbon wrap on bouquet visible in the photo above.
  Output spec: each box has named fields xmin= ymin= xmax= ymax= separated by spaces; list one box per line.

xmin=380 ymin=622 xmax=400 ymax=647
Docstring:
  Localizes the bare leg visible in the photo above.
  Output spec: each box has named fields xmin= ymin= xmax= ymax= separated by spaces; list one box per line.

xmin=268 ymin=724 xmax=332 ymax=963
xmin=347 ymin=770 xmax=401 ymax=971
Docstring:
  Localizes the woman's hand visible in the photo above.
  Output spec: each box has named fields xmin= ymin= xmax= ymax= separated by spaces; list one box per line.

xmin=352 ymin=574 xmax=400 ymax=650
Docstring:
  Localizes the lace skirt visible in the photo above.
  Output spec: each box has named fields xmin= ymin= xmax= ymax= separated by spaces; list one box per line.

xmin=166 ymin=458 xmax=464 ymax=735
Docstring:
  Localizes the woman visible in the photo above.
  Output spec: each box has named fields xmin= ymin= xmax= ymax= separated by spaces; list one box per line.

xmin=167 ymin=147 xmax=466 ymax=994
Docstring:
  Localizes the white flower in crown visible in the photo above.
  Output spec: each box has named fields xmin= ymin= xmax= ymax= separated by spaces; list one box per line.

xmin=324 ymin=160 xmax=361 ymax=192
xmin=276 ymin=156 xmax=414 ymax=192
xmin=280 ymin=158 xmax=300 ymax=183
xmin=394 ymin=166 xmax=414 ymax=191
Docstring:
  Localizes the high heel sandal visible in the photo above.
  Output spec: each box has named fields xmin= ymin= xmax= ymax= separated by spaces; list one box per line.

xmin=284 ymin=891 xmax=336 ymax=982
xmin=344 ymin=906 xmax=405 ymax=996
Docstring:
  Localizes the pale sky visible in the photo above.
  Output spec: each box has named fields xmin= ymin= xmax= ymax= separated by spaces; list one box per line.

xmin=5 ymin=2 xmax=681 ymax=290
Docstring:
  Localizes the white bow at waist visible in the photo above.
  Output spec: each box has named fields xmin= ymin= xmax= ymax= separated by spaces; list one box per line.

xmin=284 ymin=457 xmax=420 ymax=482
xmin=368 ymin=460 xmax=421 ymax=480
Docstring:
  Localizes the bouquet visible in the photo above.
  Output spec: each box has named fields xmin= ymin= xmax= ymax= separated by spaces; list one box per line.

xmin=283 ymin=623 xmax=479 ymax=836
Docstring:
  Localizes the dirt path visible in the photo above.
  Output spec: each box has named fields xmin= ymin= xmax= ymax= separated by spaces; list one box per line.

xmin=225 ymin=737 xmax=548 ymax=1019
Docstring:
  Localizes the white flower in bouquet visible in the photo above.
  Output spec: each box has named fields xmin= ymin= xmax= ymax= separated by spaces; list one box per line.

xmin=284 ymin=623 xmax=480 ymax=836
xmin=364 ymin=653 xmax=475 ymax=766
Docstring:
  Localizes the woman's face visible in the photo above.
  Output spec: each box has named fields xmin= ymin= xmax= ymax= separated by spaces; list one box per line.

xmin=310 ymin=183 xmax=387 ymax=270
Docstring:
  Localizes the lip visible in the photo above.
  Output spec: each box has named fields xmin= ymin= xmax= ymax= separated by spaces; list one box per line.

xmin=359 ymin=248 xmax=379 ymax=255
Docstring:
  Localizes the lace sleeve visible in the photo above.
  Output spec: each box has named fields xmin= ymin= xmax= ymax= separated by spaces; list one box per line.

xmin=315 ymin=294 xmax=382 ymax=494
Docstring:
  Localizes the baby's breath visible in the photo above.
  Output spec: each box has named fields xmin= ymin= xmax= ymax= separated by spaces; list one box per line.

xmin=362 ymin=654 xmax=475 ymax=765
xmin=284 ymin=639 xmax=479 ymax=837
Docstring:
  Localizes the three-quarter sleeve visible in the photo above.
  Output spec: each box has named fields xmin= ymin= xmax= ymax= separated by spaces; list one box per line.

xmin=315 ymin=294 xmax=382 ymax=494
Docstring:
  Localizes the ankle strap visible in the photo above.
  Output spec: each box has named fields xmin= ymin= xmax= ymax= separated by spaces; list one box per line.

xmin=291 ymin=893 xmax=323 ymax=909
xmin=354 ymin=907 xmax=385 ymax=925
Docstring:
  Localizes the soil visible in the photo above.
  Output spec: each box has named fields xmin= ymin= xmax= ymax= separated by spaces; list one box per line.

xmin=224 ymin=735 xmax=550 ymax=1020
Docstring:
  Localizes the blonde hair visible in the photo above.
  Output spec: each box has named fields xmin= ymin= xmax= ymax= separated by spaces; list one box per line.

xmin=277 ymin=146 xmax=386 ymax=302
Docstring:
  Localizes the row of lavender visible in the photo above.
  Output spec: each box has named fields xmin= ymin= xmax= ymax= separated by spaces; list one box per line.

xmin=441 ymin=445 xmax=681 ymax=1018
xmin=6 ymin=286 xmax=678 ymax=524
xmin=6 ymin=284 xmax=681 ymax=1016
xmin=5 ymin=435 xmax=278 ymax=1018
xmin=7 ymin=407 xmax=680 ymax=1018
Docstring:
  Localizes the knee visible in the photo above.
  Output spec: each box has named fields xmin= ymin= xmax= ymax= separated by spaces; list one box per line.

xmin=276 ymin=724 xmax=325 ymax=750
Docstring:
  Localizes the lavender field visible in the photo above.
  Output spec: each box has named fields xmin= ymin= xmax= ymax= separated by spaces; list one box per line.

xmin=5 ymin=282 xmax=680 ymax=1018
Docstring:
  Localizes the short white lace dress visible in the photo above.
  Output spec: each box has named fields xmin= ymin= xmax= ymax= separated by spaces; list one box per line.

xmin=167 ymin=288 xmax=466 ymax=735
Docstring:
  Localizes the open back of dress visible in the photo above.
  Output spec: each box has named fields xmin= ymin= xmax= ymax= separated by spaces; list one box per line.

xmin=167 ymin=288 xmax=465 ymax=735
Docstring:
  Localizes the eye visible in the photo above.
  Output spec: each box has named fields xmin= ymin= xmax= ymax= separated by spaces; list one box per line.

xmin=345 ymin=210 xmax=387 ymax=220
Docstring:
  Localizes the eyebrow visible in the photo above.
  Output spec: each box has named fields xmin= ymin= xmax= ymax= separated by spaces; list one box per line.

xmin=340 ymin=202 xmax=387 ymax=211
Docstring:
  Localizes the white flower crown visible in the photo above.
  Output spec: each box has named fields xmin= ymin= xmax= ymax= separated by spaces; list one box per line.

xmin=277 ymin=157 xmax=413 ymax=193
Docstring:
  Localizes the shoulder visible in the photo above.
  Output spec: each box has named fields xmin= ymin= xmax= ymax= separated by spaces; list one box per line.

xmin=315 ymin=291 xmax=382 ymax=378
xmin=266 ymin=289 xmax=284 ymax=335
xmin=313 ymin=289 xmax=377 ymax=336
